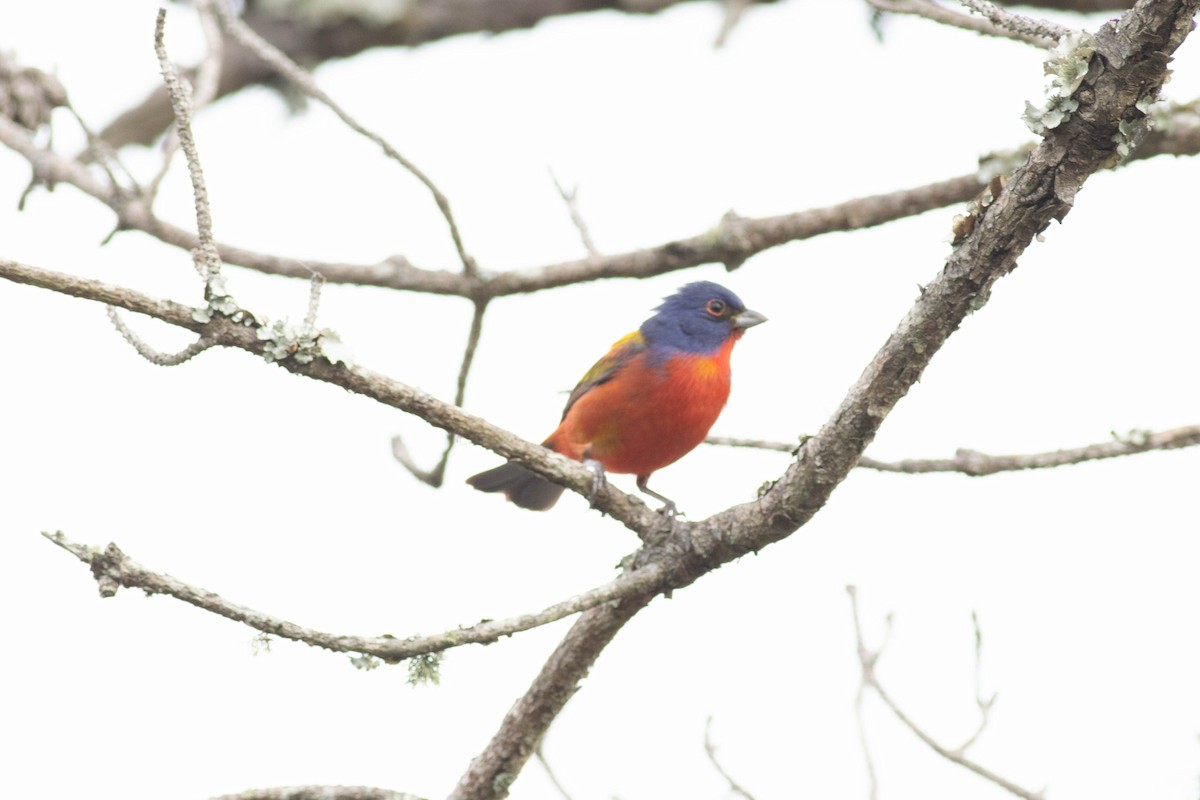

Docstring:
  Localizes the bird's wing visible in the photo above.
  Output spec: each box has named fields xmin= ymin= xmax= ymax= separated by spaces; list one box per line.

xmin=560 ymin=330 xmax=647 ymax=420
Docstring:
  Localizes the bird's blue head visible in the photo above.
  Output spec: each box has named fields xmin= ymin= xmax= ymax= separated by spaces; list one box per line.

xmin=640 ymin=281 xmax=766 ymax=355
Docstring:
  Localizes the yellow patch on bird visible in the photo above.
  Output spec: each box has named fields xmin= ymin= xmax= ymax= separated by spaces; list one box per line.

xmin=691 ymin=357 xmax=720 ymax=380
xmin=609 ymin=330 xmax=645 ymax=350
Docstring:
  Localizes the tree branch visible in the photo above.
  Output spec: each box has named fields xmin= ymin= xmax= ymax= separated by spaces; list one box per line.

xmin=392 ymin=299 xmax=489 ymax=487
xmin=155 ymin=8 xmax=222 ymax=281
xmin=0 ymin=253 xmax=666 ymax=533
xmin=960 ymin=0 xmax=1071 ymax=43
xmin=704 ymin=716 xmax=758 ymax=800
xmin=705 ymin=425 xmax=1200 ymax=474
xmin=92 ymin=0 xmax=781 ymax=155
xmin=209 ymin=0 xmax=477 ymax=277
xmin=9 ymin=102 xmax=1200 ymax=298
xmin=209 ymin=787 xmax=422 ymax=800
xmin=867 ymin=0 xmax=1058 ymax=47
xmin=449 ymin=592 xmax=654 ymax=800
xmin=848 ymin=587 xmax=1041 ymax=800
xmin=41 ymin=530 xmax=669 ymax=662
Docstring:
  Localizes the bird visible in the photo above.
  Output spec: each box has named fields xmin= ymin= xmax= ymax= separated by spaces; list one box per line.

xmin=467 ymin=281 xmax=766 ymax=512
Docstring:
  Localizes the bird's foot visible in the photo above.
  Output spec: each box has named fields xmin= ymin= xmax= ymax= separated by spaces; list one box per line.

xmin=636 ymin=475 xmax=682 ymax=517
xmin=584 ymin=458 xmax=607 ymax=508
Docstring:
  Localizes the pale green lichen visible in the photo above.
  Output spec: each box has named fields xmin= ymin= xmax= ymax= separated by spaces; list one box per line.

xmin=191 ymin=275 xmax=254 ymax=325
xmin=1023 ymin=31 xmax=1096 ymax=135
xmin=256 ymin=319 xmax=354 ymax=367
xmin=1113 ymin=118 xmax=1143 ymax=158
xmin=976 ymin=144 xmax=1033 ymax=184
xmin=406 ymin=652 xmax=442 ymax=686
xmin=349 ymin=654 xmax=381 ymax=671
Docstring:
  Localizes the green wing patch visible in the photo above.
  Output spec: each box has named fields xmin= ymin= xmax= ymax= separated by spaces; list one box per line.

xmin=560 ymin=330 xmax=646 ymax=419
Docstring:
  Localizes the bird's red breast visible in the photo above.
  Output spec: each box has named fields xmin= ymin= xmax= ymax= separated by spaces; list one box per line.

xmin=544 ymin=331 xmax=742 ymax=476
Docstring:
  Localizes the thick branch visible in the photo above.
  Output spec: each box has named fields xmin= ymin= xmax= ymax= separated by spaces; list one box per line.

xmin=449 ymin=592 xmax=654 ymax=800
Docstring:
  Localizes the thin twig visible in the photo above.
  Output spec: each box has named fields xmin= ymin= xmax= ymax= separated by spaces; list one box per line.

xmin=955 ymin=610 xmax=998 ymax=754
xmin=703 ymin=716 xmax=758 ymax=800
xmin=533 ymin=741 xmax=576 ymax=800
xmin=847 ymin=586 xmax=884 ymax=800
xmin=106 ymin=305 xmax=215 ymax=366
xmin=209 ymin=0 xmax=477 ymax=277
xmin=715 ymin=0 xmax=755 ymax=47
xmin=866 ymin=0 xmax=1057 ymax=47
xmin=704 ymin=426 xmax=1200 ymax=474
xmin=392 ymin=299 xmax=488 ymax=487
xmin=41 ymin=530 xmax=670 ymax=662
xmin=960 ymin=0 xmax=1071 ymax=41
xmin=303 ymin=270 xmax=326 ymax=333
xmin=209 ymin=787 xmax=422 ymax=800
xmin=848 ymin=587 xmax=1043 ymax=800
xmin=549 ymin=170 xmax=599 ymax=256
xmin=64 ymin=106 xmax=142 ymax=200
xmin=154 ymin=8 xmax=222 ymax=281
xmin=146 ymin=0 xmax=225 ymax=207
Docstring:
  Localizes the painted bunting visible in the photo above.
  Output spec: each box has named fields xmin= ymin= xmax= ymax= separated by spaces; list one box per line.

xmin=467 ymin=281 xmax=766 ymax=511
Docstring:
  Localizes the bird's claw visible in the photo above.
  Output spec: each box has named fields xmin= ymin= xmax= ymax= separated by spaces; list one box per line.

xmin=584 ymin=458 xmax=607 ymax=507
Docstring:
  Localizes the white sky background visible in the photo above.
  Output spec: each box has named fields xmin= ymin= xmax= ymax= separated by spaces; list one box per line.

xmin=2 ymin=1 xmax=1199 ymax=799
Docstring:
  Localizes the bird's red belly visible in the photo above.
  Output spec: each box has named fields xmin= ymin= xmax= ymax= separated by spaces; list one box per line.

xmin=547 ymin=350 xmax=732 ymax=476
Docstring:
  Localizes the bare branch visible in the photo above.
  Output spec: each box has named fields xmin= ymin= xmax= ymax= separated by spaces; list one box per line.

xmin=996 ymin=0 xmax=1128 ymax=7
xmin=209 ymin=787 xmax=422 ymax=800
xmin=303 ymin=270 xmax=326 ymax=332
xmin=960 ymin=0 xmax=1072 ymax=42
xmin=848 ymin=587 xmax=1042 ymax=800
xmin=106 ymin=305 xmax=215 ymax=366
xmin=715 ymin=0 xmax=756 ymax=47
xmin=8 ymin=96 xmax=1200 ymax=297
xmin=154 ymin=8 xmax=222 ymax=281
xmin=450 ymin=592 xmax=654 ymax=800
xmin=955 ymin=610 xmax=998 ymax=754
xmin=209 ymin=0 xmax=477 ymax=277
xmin=392 ymin=299 xmax=488 ymax=487
xmin=549 ymin=170 xmax=600 ymax=257
xmin=41 ymin=530 xmax=669 ymax=662
xmin=848 ymin=586 xmax=885 ymax=800
xmin=705 ymin=425 xmax=1200 ymax=474
xmin=91 ymin=0 xmax=786 ymax=155
xmin=866 ymin=0 xmax=1057 ymax=47
xmin=146 ymin=0 xmax=225 ymax=206
xmin=533 ymin=741 xmax=576 ymax=800
xmin=704 ymin=716 xmax=758 ymax=800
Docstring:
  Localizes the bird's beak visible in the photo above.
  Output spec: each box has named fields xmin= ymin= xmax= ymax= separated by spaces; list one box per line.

xmin=732 ymin=308 xmax=767 ymax=329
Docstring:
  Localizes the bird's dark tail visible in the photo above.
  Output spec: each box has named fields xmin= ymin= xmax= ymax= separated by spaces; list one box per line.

xmin=466 ymin=461 xmax=565 ymax=511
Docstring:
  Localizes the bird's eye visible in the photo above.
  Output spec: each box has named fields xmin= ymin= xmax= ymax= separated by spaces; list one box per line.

xmin=705 ymin=299 xmax=726 ymax=317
